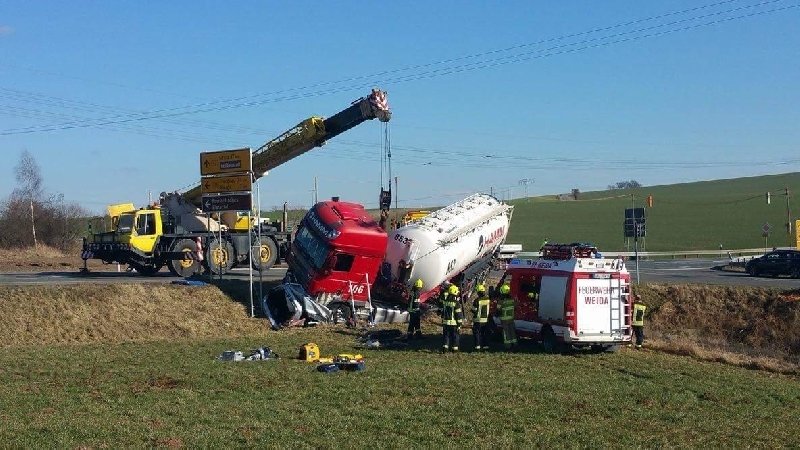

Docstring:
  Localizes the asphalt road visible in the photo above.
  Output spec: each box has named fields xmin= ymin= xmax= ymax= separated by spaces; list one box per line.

xmin=0 ymin=259 xmax=797 ymax=288
xmin=632 ymin=258 xmax=799 ymax=288
xmin=0 ymin=266 xmax=288 ymax=286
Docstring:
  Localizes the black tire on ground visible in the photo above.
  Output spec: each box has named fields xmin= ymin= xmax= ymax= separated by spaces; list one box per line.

xmin=131 ymin=263 xmax=162 ymax=276
xmin=541 ymin=326 xmax=561 ymax=354
xmin=206 ymin=238 xmax=235 ymax=275
xmin=330 ymin=303 xmax=354 ymax=327
xmin=167 ymin=239 xmax=202 ymax=278
xmin=251 ymin=237 xmax=279 ymax=271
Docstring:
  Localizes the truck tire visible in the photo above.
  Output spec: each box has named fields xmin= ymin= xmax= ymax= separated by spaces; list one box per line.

xmin=167 ymin=239 xmax=201 ymax=278
xmin=206 ymin=238 xmax=235 ymax=275
xmin=330 ymin=303 xmax=354 ymax=327
xmin=541 ymin=326 xmax=562 ymax=354
xmin=131 ymin=263 xmax=162 ymax=276
xmin=251 ymin=237 xmax=278 ymax=271
xmin=792 ymin=267 xmax=800 ymax=279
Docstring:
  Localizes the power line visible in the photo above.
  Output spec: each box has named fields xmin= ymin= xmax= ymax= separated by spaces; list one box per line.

xmin=1 ymin=1 xmax=796 ymax=136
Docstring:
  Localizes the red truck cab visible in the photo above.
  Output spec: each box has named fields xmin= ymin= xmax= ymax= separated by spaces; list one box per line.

xmin=288 ymin=198 xmax=387 ymax=303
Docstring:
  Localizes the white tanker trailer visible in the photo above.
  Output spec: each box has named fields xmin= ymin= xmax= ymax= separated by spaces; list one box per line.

xmin=385 ymin=193 xmax=513 ymax=299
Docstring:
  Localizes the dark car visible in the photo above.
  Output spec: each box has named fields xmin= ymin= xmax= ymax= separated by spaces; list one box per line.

xmin=745 ymin=250 xmax=800 ymax=278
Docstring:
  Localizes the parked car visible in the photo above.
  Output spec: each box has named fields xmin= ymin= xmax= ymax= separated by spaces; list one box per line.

xmin=745 ymin=250 xmax=800 ymax=278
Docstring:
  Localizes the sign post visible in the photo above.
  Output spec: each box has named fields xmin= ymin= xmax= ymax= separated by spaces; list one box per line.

xmin=762 ymin=222 xmax=772 ymax=254
xmin=200 ymin=148 xmax=255 ymax=317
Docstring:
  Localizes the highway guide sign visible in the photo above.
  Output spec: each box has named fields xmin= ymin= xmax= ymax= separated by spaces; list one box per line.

xmin=201 ymin=174 xmax=252 ymax=194
xmin=201 ymin=193 xmax=252 ymax=213
xmin=200 ymin=148 xmax=252 ymax=176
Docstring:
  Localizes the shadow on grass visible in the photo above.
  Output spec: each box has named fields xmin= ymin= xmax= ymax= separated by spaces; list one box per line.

xmin=332 ymin=325 xmax=556 ymax=356
xmin=193 ymin=277 xmax=282 ymax=318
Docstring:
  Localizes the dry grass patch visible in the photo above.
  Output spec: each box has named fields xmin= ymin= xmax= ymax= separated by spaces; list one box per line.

xmin=636 ymin=284 xmax=800 ymax=373
xmin=0 ymin=284 xmax=270 ymax=347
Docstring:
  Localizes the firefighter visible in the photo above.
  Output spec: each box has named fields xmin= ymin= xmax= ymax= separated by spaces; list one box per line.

xmin=472 ymin=283 xmax=491 ymax=350
xmin=498 ymin=284 xmax=517 ymax=350
xmin=407 ymin=278 xmax=424 ymax=340
xmin=632 ymin=294 xmax=647 ymax=349
xmin=441 ymin=284 xmax=463 ymax=352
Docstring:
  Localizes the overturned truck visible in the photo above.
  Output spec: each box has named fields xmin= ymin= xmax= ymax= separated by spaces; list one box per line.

xmin=263 ymin=193 xmax=514 ymax=328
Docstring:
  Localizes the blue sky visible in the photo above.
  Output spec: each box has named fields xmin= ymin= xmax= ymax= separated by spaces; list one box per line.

xmin=1 ymin=1 xmax=798 ymax=213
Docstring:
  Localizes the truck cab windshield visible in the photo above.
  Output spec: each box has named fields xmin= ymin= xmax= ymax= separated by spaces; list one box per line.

xmin=295 ymin=226 xmax=330 ymax=269
xmin=117 ymin=213 xmax=135 ymax=233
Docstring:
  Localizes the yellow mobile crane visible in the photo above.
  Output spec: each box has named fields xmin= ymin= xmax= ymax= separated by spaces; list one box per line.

xmin=82 ymin=89 xmax=391 ymax=277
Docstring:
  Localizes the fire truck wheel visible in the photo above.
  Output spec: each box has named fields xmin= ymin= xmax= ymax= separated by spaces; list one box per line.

xmin=167 ymin=239 xmax=201 ymax=278
xmin=541 ymin=326 xmax=561 ymax=354
xmin=251 ymin=237 xmax=278 ymax=271
xmin=330 ymin=303 xmax=354 ymax=327
xmin=206 ymin=239 xmax=235 ymax=275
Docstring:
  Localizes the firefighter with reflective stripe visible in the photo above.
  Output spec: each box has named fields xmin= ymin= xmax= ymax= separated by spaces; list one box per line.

xmin=407 ymin=279 xmax=424 ymax=340
xmin=498 ymin=284 xmax=517 ymax=350
xmin=472 ymin=283 xmax=491 ymax=350
xmin=632 ymin=294 xmax=647 ymax=348
xmin=440 ymin=284 xmax=463 ymax=352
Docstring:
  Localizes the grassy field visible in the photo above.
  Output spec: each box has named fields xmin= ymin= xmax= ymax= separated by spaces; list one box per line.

xmin=506 ymin=172 xmax=800 ymax=252
xmin=1 ymin=330 xmax=799 ymax=447
xmin=1 ymin=283 xmax=799 ymax=447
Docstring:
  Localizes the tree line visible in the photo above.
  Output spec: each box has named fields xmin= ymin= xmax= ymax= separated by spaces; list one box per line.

xmin=0 ymin=151 xmax=88 ymax=252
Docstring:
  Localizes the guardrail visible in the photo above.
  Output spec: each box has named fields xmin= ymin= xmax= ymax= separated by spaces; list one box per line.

xmin=515 ymin=248 xmax=790 ymax=260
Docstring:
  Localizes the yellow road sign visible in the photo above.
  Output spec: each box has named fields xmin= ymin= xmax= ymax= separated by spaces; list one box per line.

xmin=200 ymin=148 xmax=252 ymax=175
xmin=201 ymin=174 xmax=252 ymax=194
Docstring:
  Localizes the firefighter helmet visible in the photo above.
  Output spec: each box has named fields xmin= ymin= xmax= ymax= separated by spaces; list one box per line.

xmin=414 ymin=279 xmax=424 ymax=289
xmin=499 ymin=284 xmax=511 ymax=295
xmin=448 ymin=285 xmax=459 ymax=295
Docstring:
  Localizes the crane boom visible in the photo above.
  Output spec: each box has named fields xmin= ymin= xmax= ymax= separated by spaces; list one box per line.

xmin=181 ymin=89 xmax=390 ymax=206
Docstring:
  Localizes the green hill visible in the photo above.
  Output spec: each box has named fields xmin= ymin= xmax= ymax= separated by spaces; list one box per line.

xmin=506 ymin=172 xmax=800 ymax=252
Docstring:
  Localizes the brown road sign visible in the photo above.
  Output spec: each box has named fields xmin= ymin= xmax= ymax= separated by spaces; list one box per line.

xmin=201 ymin=193 xmax=252 ymax=213
xmin=201 ymin=174 xmax=252 ymax=194
xmin=200 ymin=148 xmax=252 ymax=175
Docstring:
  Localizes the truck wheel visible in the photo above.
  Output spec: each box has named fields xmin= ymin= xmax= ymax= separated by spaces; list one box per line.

xmin=251 ymin=237 xmax=278 ymax=271
xmin=541 ymin=326 xmax=561 ymax=354
xmin=206 ymin=239 xmax=235 ymax=275
xmin=331 ymin=303 xmax=354 ymax=327
xmin=167 ymin=239 xmax=201 ymax=277
xmin=792 ymin=267 xmax=800 ymax=279
xmin=131 ymin=263 xmax=162 ymax=276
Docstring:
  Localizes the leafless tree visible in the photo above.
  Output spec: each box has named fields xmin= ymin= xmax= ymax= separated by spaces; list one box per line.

xmin=0 ymin=151 xmax=89 ymax=251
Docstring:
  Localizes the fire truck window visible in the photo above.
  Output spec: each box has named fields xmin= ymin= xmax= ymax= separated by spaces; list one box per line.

xmin=333 ymin=253 xmax=355 ymax=272
xmin=520 ymin=278 xmax=541 ymax=301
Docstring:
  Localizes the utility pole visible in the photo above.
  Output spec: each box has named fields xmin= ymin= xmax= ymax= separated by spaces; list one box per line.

xmin=518 ymin=178 xmax=534 ymax=200
xmin=786 ymin=187 xmax=792 ymax=247
xmin=313 ymin=176 xmax=318 ymax=204
xmin=394 ymin=176 xmax=398 ymax=210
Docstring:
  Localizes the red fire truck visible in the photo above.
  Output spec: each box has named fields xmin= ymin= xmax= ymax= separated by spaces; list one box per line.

xmin=496 ymin=243 xmax=632 ymax=352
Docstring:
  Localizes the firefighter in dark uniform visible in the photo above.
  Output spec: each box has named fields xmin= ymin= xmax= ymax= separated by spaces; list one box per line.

xmin=441 ymin=284 xmax=463 ymax=352
xmin=498 ymin=284 xmax=517 ymax=350
xmin=632 ymin=294 xmax=647 ymax=349
xmin=407 ymin=278 xmax=424 ymax=340
xmin=472 ymin=283 xmax=491 ymax=351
